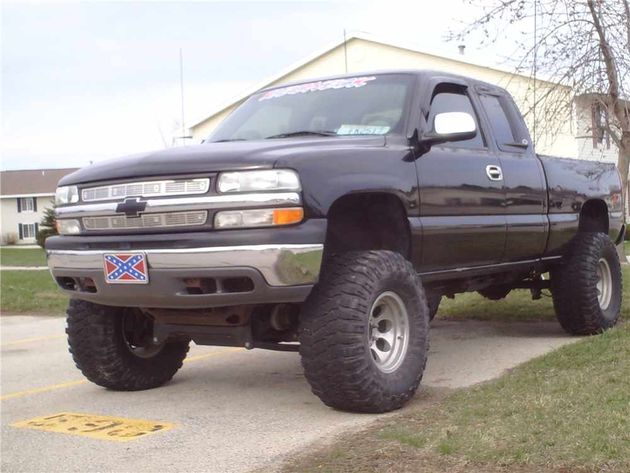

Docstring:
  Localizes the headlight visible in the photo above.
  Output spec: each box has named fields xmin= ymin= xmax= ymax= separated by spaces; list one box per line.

xmin=55 ymin=186 xmax=79 ymax=205
xmin=215 ymin=208 xmax=304 ymax=229
xmin=56 ymin=219 xmax=81 ymax=235
xmin=217 ymin=170 xmax=300 ymax=193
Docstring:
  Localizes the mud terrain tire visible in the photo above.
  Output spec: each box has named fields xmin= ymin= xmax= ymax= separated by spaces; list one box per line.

xmin=66 ymin=300 xmax=189 ymax=390
xmin=300 ymin=251 xmax=430 ymax=413
xmin=551 ymin=233 xmax=622 ymax=335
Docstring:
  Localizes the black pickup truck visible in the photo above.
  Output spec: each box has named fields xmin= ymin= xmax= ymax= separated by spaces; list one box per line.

xmin=47 ymin=70 xmax=625 ymax=413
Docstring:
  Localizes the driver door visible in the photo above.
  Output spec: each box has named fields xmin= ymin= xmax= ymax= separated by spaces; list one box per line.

xmin=416 ymin=83 xmax=507 ymax=272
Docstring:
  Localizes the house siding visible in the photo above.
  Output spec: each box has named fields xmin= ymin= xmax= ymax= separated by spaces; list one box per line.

xmin=574 ymin=98 xmax=619 ymax=164
xmin=1 ymin=195 xmax=54 ymax=245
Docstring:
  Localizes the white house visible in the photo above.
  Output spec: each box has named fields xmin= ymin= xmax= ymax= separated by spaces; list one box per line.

xmin=189 ymin=34 xmax=628 ymax=215
xmin=0 ymin=168 xmax=77 ymax=245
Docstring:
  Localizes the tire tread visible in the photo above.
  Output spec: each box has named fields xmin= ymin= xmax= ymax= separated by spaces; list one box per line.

xmin=299 ymin=251 xmax=429 ymax=413
xmin=66 ymin=300 xmax=189 ymax=391
xmin=551 ymin=233 xmax=622 ymax=335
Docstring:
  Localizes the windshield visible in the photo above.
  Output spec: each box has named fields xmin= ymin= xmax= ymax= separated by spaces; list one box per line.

xmin=208 ymin=74 xmax=414 ymax=142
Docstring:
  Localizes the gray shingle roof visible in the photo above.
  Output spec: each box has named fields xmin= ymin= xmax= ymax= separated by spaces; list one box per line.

xmin=0 ymin=168 xmax=78 ymax=197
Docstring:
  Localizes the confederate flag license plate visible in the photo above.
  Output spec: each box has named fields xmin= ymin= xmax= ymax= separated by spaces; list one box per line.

xmin=103 ymin=253 xmax=149 ymax=284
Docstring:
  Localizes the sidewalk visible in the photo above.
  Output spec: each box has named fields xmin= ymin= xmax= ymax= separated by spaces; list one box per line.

xmin=0 ymin=245 xmax=40 ymax=249
xmin=0 ymin=266 xmax=48 ymax=271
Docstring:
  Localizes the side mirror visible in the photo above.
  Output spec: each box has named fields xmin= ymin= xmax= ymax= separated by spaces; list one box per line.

xmin=421 ymin=112 xmax=477 ymax=146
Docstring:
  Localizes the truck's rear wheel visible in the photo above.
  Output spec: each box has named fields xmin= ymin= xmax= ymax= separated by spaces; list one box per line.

xmin=66 ymin=300 xmax=189 ymax=390
xmin=299 ymin=251 xmax=429 ymax=413
xmin=551 ymin=233 xmax=622 ymax=335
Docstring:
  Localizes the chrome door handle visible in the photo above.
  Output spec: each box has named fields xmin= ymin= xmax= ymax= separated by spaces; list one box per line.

xmin=486 ymin=165 xmax=503 ymax=181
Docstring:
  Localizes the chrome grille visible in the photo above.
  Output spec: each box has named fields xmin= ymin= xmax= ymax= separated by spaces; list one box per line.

xmin=81 ymin=178 xmax=210 ymax=202
xmin=83 ymin=211 xmax=208 ymax=230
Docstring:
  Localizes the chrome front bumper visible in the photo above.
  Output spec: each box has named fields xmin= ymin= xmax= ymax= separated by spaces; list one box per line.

xmin=46 ymin=244 xmax=324 ymax=309
xmin=48 ymin=244 xmax=323 ymax=286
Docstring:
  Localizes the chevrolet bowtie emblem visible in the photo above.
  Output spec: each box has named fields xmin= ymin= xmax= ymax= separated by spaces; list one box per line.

xmin=116 ymin=197 xmax=147 ymax=218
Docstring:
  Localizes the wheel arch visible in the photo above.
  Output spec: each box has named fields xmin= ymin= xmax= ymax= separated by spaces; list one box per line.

xmin=578 ymin=199 xmax=609 ymax=234
xmin=324 ymin=191 xmax=412 ymax=259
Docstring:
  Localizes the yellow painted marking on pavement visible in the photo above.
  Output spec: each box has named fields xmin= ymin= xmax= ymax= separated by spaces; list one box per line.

xmin=2 ymin=334 xmax=65 ymax=347
xmin=11 ymin=412 xmax=173 ymax=442
xmin=1 ymin=347 xmax=242 ymax=401
xmin=0 ymin=380 xmax=88 ymax=401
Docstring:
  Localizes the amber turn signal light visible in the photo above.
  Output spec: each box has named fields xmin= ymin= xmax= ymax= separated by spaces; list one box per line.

xmin=273 ymin=208 xmax=304 ymax=225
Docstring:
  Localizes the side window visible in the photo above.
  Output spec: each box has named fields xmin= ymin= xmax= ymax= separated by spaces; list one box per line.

xmin=427 ymin=86 xmax=485 ymax=149
xmin=479 ymin=94 xmax=523 ymax=150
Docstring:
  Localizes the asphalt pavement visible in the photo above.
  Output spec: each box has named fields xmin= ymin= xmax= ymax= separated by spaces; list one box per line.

xmin=1 ymin=314 xmax=579 ymax=473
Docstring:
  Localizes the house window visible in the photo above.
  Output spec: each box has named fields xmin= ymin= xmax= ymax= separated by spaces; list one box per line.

xmin=19 ymin=223 xmax=38 ymax=240
xmin=18 ymin=197 xmax=36 ymax=213
xmin=591 ymin=102 xmax=610 ymax=149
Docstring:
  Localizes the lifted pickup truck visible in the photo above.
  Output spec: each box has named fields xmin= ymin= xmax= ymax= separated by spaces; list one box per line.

xmin=47 ymin=70 xmax=625 ymax=413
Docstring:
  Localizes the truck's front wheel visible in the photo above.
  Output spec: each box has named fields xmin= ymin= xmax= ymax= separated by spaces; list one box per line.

xmin=299 ymin=251 xmax=429 ymax=413
xmin=551 ymin=233 xmax=622 ymax=335
xmin=66 ymin=300 xmax=189 ymax=390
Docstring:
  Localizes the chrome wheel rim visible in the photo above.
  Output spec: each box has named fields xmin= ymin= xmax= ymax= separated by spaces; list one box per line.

xmin=596 ymin=258 xmax=613 ymax=311
xmin=368 ymin=291 xmax=409 ymax=373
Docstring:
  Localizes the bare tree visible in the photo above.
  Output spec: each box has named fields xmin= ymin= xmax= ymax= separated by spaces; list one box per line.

xmin=455 ymin=0 xmax=630 ymax=212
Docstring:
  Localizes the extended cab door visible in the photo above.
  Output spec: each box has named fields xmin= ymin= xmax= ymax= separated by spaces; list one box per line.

xmin=416 ymin=82 xmax=506 ymax=271
xmin=476 ymin=87 xmax=548 ymax=262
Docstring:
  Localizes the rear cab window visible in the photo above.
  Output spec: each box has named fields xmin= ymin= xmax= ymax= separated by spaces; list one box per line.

xmin=478 ymin=92 xmax=530 ymax=152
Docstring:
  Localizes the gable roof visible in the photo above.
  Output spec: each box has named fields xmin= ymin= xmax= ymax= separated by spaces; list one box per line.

xmin=0 ymin=168 xmax=79 ymax=197
xmin=190 ymin=32 xmax=556 ymax=131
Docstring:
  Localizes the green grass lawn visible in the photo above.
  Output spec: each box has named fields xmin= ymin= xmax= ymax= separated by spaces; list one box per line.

xmin=287 ymin=329 xmax=630 ymax=473
xmin=285 ymin=268 xmax=630 ymax=473
xmin=438 ymin=266 xmax=629 ymax=323
xmin=0 ymin=247 xmax=47 ymax=267
xmin=375 ymin=325 xmax=630 ymax=471
xmin=0 ymin=270 xmax=67 ymax=315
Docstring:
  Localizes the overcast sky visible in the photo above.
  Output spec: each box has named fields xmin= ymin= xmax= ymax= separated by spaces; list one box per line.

xmin=2 ymin=0 xmax=499 ymax=171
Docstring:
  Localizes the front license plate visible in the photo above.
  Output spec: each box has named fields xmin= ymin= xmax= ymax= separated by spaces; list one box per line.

xmin=103 ymin=253 xmax=149 ymax=284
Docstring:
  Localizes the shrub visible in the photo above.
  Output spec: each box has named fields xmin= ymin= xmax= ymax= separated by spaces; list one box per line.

xmin=4 ymin=233 xmax=18 ymax=245
xmin=37 ymin=205 xmax=57 ymax=248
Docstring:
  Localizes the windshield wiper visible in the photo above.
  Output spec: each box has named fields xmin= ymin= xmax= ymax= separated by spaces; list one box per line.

xmin=265 ymin=130 xmax=337 ymax=139
xmin=213 ymin=138 xmax=246 ymax=143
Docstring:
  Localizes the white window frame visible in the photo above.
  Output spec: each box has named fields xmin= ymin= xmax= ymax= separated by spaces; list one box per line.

xmin=21 ymin=223 xmax=37 ymax=239
xmin=19 ymin=197 xmax=35 ymax=213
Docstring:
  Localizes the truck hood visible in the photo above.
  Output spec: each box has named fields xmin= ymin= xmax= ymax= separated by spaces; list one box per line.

xmin=59 ymin=136 xmax=386 ymax=186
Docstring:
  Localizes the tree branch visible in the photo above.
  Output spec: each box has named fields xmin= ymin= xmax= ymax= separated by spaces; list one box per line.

xmin=587 ymin=0 xmax=628 ymax=130
xmin=623 ymin=0 xmax=630 ymax=54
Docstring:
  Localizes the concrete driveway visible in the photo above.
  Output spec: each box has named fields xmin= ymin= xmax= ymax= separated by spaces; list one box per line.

xmin=1 ymin=314 xmax=579 ymax=473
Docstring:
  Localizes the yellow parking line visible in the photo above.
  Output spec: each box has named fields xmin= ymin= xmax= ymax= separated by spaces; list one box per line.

xmin=2 ymin=334 xmax=65 ymax=347
xmin=1 ymin=346 xmax=242 ymax=401
xmin=1 ymin=380 xmax=88 ymax=401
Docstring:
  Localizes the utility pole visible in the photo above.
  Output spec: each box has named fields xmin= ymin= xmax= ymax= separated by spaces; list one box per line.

xmin=532 ymin=0 xmax=538 ymax=147
xmin=179 ymin=48 xmax=186 ymax=145
xmin=343 ymin=29 xmax=348 ymax=73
